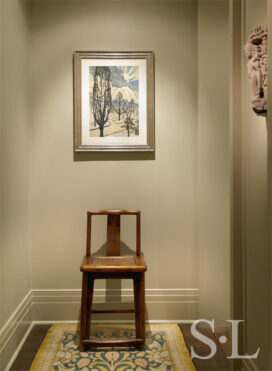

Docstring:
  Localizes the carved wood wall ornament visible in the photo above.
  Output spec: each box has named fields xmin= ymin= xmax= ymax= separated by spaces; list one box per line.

xmin=244 ymin=25 xmax=268 ymax=116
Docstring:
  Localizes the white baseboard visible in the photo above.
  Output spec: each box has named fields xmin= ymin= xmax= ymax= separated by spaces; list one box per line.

xmin=3 ymin=323 xmax=34 ymax=371
xmin=242 ymin=358 xmax=260 ymax=371
xmin=31 ymin=288 xmax=199 ymax=322
xmin=0 ymin=291 xmax=32 ymax=371
xmin=32 ymin=319 xmax=195 ymax=324
xmin=0 ymin=287 xmax=198 ymax=370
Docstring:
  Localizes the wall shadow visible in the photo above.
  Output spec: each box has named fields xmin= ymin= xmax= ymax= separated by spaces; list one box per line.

xmin=73 ymin=151 xmax=155 ymax=162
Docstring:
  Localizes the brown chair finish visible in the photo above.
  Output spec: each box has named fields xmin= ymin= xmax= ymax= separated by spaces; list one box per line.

xmin=79 ymin=209 xmax=147 ymax=351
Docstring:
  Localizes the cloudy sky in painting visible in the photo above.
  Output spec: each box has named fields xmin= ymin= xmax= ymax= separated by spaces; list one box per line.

xmin=89 ymin=66 xmax=138 ymax=91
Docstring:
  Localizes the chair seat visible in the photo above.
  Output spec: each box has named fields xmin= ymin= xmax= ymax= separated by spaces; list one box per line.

xmin=80 ymin=254 xmax=147 ymax=273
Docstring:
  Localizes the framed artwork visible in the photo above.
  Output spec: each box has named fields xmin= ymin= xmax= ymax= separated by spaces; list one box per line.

xmin=73 ymin=51 xmax=154 ymax=152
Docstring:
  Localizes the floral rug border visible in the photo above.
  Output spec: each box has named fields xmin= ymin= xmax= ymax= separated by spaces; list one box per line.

xmin=30 ymin=323 xmax=195 ymax=371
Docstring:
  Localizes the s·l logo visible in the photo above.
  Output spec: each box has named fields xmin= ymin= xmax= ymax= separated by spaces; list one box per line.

xmin=190 ymin=319 xmax=217 ymax=360
xmin=190 ymin=319 xmax=260 ymax=360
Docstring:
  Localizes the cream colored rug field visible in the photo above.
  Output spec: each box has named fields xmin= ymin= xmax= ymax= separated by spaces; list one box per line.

xmin=30 ymin=323 xmax=195 ymax=370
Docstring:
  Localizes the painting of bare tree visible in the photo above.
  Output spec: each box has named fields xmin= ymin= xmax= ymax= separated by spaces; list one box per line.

xmin=74 ymin=51 xmax=154 ymax=152
xmin=92 ymin=67 xmax=112 ymax=137
xmin=89 ymin=66 xmax=139 ymax=138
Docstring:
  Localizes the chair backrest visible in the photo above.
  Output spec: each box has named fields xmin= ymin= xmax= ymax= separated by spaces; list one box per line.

xmin=86 ymin=209 xmax=141 ymax=257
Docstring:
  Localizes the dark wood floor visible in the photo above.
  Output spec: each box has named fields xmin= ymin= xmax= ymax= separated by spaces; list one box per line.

xmin=10 ymin=324 xmax=230 ymax=370
xmin=10 ymin=325 xmax=51 ymax=371
xmin=179 ymin=324 xmax=231 ymax=370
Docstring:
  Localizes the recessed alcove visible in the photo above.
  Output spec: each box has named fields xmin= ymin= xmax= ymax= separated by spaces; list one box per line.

xmin=0 ymin=0 xmax=271 ymax=370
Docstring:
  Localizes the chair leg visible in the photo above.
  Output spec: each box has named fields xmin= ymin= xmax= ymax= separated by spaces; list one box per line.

xmin=133 ymin=277 xmax=140 ymax=343
xmin=80 ymin=273 xmax=94 ymax=352
xmin=86 ymin=275 xmax=94 ymax=339
xmin=139 ymin=273 xmax=145 ymax=350
xmin=134 ymin=273 xmax=145 ymax=351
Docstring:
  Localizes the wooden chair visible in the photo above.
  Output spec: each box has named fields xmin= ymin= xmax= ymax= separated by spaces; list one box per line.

xmin=79 ymin=209 xmax=147 ymax=351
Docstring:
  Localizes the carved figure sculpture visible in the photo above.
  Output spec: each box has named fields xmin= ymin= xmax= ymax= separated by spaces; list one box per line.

xmin=244 ymin=25 xmax=268 ymax=116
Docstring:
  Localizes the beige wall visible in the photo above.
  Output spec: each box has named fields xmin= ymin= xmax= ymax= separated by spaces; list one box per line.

xmin=0 ymin=0 xmax=30 ymax=330
xmin=29 ymin=0 xmax=199 ymax=301
xmin=243 ymin=1 xmax=270 ymax=369
xmin=197 ymin=0 xmax=231 ymax=323
xmin=0 ymin=0 xmax=232 ymax=341
xmin=27 ymin=0 xmax=231 ymax=323
xmin=0 ymin=1 xmax=32 ymax=368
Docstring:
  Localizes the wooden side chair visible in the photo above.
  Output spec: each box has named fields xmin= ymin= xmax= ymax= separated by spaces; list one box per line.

xmin=79 ymin=209 xmax=147 ymax=351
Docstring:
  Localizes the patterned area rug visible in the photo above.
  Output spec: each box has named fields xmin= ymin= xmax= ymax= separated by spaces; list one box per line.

xmin=30 ymin=324 xmax=195 ymax=370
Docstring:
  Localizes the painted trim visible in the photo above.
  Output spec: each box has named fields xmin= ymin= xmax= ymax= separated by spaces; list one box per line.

xmin=0 ymin=288 xmax=198 ymax=370
xmin=229 ymin=3 xmax=247 ymax=371
xmin=32 ymin=319 xmax=195 ymax=324
xmin=241 ymin=0 xmax=248 ymax=353
xmin=31 ymin=288 xmax=198 ymax=300
xmin=267 ymin=1 xmax=272 ymax=370
xmin=242 ymin=358 xmax=259 ymax=371
xmin=0 ymin=290 xmax=32 ymax=344
xmin=31 ymin=288 xmax=199 ymax=322
xmin=4 ymin=323 xmax=34 ymax=371
xmin=0 ymin=290 xmax=32 ymax=371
